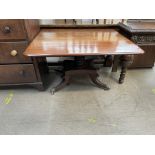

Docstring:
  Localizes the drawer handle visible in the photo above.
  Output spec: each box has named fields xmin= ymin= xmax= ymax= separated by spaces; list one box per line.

xmin=10 ymin=50 xmax=18 ymax=56
xmin=3 ymin=26 xmax=11 ymax=33
xmin=19 ymin=70 xmax=25 ymax=76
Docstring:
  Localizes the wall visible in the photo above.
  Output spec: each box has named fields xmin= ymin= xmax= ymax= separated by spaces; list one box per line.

xmin=39 ymin=19 xmax=127 ymax=25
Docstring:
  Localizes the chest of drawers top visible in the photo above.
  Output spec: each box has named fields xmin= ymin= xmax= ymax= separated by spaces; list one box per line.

xmin=119 ymin=21 xmax=155 ymax=44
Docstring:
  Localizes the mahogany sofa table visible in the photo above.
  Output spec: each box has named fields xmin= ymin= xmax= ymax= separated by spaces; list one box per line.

xmin=24 ymin=28 xmax=144 ymax=93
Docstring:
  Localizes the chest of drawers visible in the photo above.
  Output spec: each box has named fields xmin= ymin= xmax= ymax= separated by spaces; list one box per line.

xmin=119 ymin=20 xmax=155 ymax=68
xmin=0 ymin=19 xmax=48 ymax=90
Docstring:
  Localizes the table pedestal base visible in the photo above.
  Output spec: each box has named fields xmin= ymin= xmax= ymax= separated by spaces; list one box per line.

xmin=50 ymin=57 xmax=109 ymax=94
xmin=50 ymin=69 xmax=110 ymax=94
xmin=50 ymin=55 xmax=134 ymax=94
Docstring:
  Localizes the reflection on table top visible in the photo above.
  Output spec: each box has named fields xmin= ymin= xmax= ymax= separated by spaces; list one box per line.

xmin=24 ymin=29 xmax=144 ymax=57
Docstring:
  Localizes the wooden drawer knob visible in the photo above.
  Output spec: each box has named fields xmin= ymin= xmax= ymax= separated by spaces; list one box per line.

xmin=10 ymin=50 xmax=18 ymax=56
xmin=3 ymin=26 xmax=11 ymax=33
xmin=19 ymin=70 xmax=25 ymax=76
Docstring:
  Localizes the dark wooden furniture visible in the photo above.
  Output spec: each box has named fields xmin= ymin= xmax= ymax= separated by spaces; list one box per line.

xmin=0 ymin=19 xmax=48 ymax=90
xmin=24 ymin=29 xmax=143 ymax=93
xmin=119 ymin=20 xmax=155 ymax=68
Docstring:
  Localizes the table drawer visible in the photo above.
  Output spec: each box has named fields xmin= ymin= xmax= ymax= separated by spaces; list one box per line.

xmin=0 ymin=20 xmax=26 ymax=40
xmin=0 ymin=41 xmax=32 ymax=64
xmin=0 ymin=64 xmax=37 ymax=84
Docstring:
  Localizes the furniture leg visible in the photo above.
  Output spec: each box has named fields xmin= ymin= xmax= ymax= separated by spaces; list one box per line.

xmin=42 ymin=57 xmax=49 ymax=74
xmin=119 ymin=55 xmax=134 ymax=84
xmin=104 ymin=55 xmax=113 ymax=67
xmin=34 ymin=83 xmax=45 ymax=91
xmin=89 ymin=72 xmax=110 ymax=90
xmin=112 ymin=55 xmax=120 ymax=72
xmin=50 ymin=74 xmax=70 ymax=94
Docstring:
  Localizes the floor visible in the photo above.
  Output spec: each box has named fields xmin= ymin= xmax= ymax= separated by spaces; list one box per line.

xmin=0 ymin=67 xmax=155 ymax=135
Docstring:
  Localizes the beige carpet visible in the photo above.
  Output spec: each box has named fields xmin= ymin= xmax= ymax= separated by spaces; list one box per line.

xmin=0 ymin=67 xmax=155 ymax=134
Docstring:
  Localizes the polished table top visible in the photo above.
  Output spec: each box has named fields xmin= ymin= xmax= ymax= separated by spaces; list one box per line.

xmin=24 ymin=29 xmax=144 ymax=57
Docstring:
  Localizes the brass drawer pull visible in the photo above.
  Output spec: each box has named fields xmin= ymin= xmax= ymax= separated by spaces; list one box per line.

xmin=10 ymin=50 xmax=18 ymax=56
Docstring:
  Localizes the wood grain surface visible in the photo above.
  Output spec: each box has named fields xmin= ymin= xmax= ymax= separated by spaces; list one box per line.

xmin=24 ymin=29 xmax=144 ymax=57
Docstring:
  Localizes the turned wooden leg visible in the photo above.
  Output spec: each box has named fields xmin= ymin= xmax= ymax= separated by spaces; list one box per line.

xmin=119 ymin=55 xmax=134 ymax=84
xmin=89 ymin=72 xmax=110 ymax=90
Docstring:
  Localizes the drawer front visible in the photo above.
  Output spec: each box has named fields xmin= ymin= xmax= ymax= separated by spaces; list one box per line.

xmin=131 ymin=35 xmax=155 ymax=44
xmin=0 ymin=41 xmax=32 ymax=64
xmin=0 ymin=64 xmax=37 ymax=84
xmin=0 ymin=20 xmax=26 ymax=40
